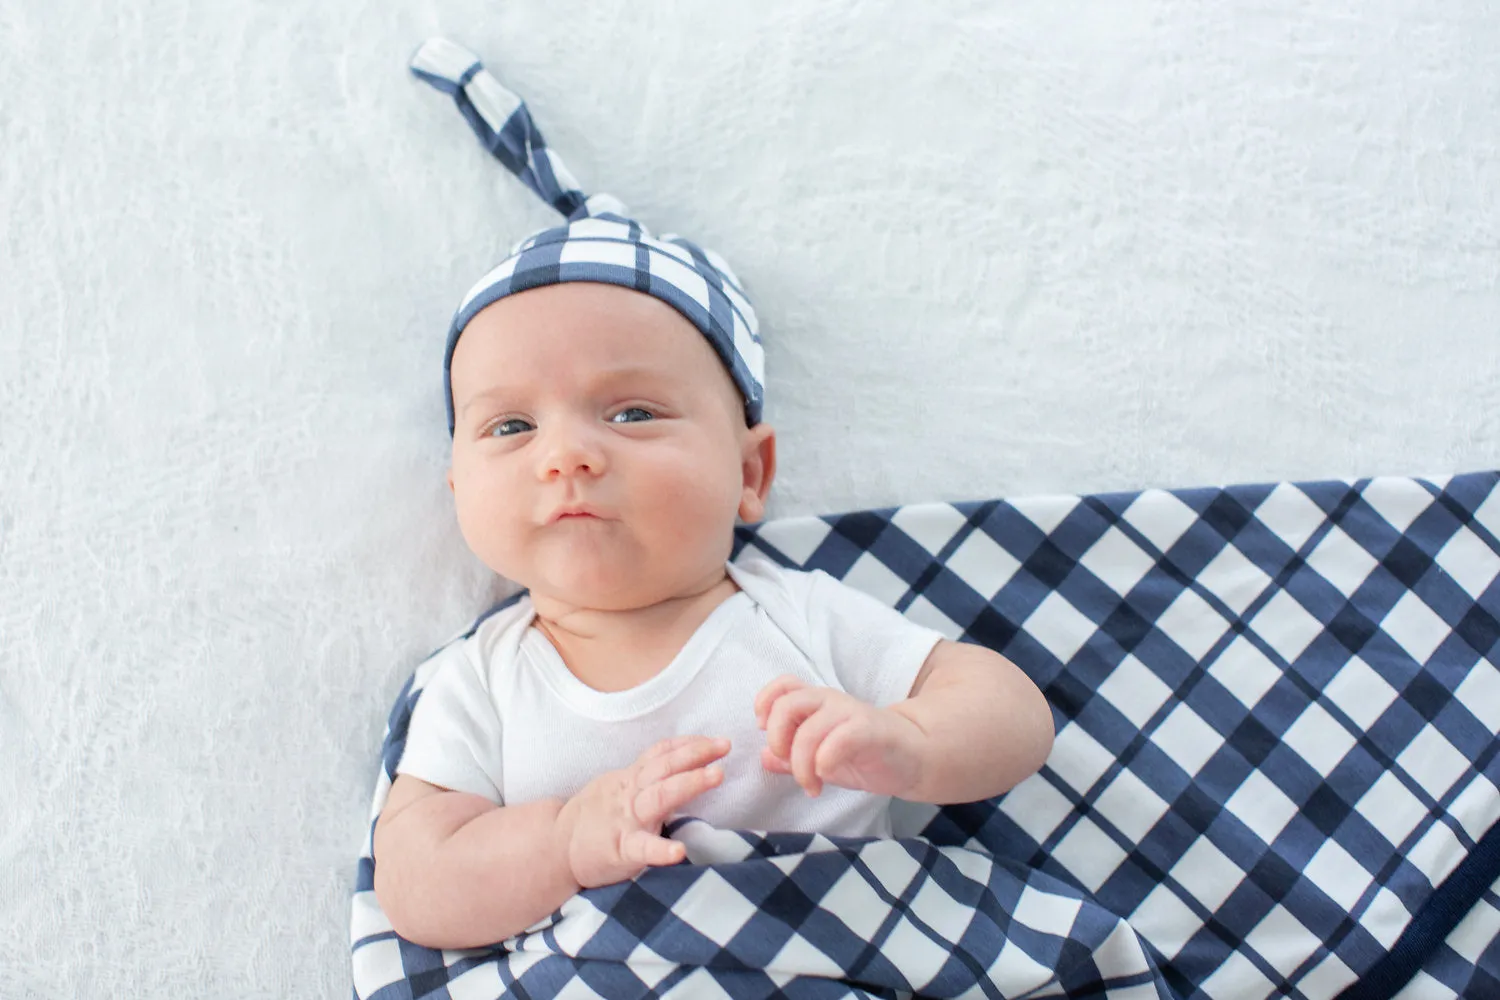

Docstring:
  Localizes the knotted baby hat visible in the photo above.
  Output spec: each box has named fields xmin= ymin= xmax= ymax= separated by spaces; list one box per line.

xmin=409 ymin=38 xmax=765 ymax=434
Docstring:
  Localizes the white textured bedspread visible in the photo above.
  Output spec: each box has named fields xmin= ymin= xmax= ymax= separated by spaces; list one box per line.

xmin=2 ymin=0 xmax=1497 ymax=995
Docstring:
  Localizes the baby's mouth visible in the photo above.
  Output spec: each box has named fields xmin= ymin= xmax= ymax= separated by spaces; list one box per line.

xmin=546 ymin=503 xmax=609 ymax=525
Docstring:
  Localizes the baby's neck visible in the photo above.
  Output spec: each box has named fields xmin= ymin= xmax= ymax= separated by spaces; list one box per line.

xmin=530 ymin=572 xmax=739 ymax=693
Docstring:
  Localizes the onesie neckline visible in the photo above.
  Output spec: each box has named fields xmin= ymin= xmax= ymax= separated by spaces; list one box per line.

xmin=519 ymin=586 xmax=754 ymax=721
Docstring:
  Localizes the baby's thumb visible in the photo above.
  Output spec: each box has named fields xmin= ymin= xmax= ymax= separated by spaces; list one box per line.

xmin=624 ymin=829 xmax=686 ymax=868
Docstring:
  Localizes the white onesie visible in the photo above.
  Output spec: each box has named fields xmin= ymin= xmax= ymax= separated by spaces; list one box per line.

xmin=396 ymin=557 xmax=945 ymax=838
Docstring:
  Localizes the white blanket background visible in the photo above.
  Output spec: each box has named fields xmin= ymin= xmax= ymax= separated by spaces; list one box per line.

xmin=2 ymin=1 xmax=1497 ymax=995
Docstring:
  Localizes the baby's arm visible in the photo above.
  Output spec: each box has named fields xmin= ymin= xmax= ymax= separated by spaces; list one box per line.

xmin=374 ymin=736 xmax=729 ymax=949
xmin=374 ymin=775 xmax=576 ymax=948
xmin=892 ymin=640 xmax=1054 ymax=802
xmin=757 ymin=641 xmax=1053 ymax=804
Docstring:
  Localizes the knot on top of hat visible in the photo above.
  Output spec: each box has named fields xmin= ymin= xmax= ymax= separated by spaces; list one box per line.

xmin=410 ymin=37 xmax=614 ymax=222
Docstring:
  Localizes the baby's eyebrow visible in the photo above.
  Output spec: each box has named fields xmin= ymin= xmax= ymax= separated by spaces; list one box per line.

xmin=585 ymin=364 xmax=675 ymax=387
xmin=457 ymin=366 xmax=677 ymax=417
xmin=457 ymin=387 xmax=520 ymax=419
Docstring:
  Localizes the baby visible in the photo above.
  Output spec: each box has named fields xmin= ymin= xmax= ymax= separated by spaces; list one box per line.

xmin=373 ymin=40 xmax=1054 ymax=951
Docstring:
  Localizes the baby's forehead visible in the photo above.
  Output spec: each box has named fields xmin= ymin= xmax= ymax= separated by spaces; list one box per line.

xmin=473 ymin=290 xmax=720 ymax=363
xmin=452 ymin=332 xmax=708 ymax=393
xmin=455 ymin=349 xmax=688 ymax=385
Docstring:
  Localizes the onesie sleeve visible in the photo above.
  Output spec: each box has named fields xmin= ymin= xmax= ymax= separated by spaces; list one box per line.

xmin=800 ymin=568 xmax=945 ymax=708
xmin=396 ymin=641 xmax=506 ymax=804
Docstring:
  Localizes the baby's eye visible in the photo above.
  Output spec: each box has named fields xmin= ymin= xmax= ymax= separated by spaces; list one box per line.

xmin=609 ymin=407 xmax=656 ymax=424
xmin=487 ymin=417 xmax=535 ymax=437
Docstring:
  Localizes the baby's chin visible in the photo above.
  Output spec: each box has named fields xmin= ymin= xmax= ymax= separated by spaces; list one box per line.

xmin=524 ymin=562 xmax=679 ymax=614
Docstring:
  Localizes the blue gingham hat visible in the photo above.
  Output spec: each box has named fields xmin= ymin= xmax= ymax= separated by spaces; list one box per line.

xmin=409 ymin=39 xmax=765 ymax=433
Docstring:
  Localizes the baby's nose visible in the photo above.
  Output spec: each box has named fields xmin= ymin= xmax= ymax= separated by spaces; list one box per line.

xmin=539 ymin=424 xmax=606 ymax=480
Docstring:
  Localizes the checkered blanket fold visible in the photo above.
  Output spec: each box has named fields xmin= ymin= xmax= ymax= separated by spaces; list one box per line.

xmin=352 ymin=473 xmax=1500 ymax=1000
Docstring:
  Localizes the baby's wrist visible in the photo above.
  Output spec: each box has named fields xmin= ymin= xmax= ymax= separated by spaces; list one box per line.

xmin=548 ymin=796 xmax=584 ymax=891
xmin=884 ymin=703 xmax=931 ymax=798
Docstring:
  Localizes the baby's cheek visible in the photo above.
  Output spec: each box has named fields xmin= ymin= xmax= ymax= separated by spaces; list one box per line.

xmin=658 ymin=486 xmax=735 ymax=545
xmin=454 ymin=480 xmax=521 ymax=556
xmin=668 ymin=455 xmax=742 ymax=514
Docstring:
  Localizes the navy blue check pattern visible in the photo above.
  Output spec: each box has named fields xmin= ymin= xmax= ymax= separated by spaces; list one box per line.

xmin=352 ymin=472 xmax=1500 ymax=999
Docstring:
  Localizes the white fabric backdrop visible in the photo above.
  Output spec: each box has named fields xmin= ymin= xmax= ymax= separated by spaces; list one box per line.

xmin=2 ymin=0 xmax=1496 ymax=994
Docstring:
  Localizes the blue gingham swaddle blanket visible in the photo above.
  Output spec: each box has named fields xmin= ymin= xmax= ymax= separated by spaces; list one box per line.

xmin=352 ymin=472 xmax=1500 ymax=999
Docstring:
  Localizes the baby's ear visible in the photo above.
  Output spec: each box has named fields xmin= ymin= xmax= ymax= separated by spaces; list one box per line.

xmin=737 ymin=424 xmax=777 ymax=523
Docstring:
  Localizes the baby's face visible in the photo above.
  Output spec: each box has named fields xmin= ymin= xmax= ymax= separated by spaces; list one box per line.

xmin=447 ymin=282 xmax=774 ymax=612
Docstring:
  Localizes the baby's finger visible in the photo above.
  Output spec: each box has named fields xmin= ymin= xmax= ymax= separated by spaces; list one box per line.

xmin=753 ymin=675 xmax=807 ymax=729
xmin=637 ymin=734 xmax=711 ymax=765
xmin=760 ymin=746 xmax=793 ymax=775
xmin=634 ymin=764 xmax=724 ymax=825
xmin=637 ymin=737 xmax=731 ymax=787
xmin=789 ymin=707 xmax=845 ymax=797
xmin=764 ymin=688 xmax=826 ymax=760
xmin=622 ymin=829 xmax=687 ymax=868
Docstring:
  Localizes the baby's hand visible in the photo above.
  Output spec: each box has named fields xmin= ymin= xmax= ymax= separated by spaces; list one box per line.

xmin=754 ymin=676 xmax=923 ymax=798
xmin=554 ymin=736 xmax=729 ymax=889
